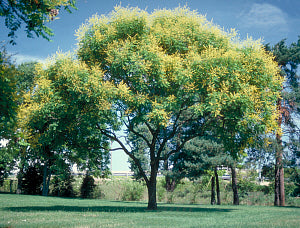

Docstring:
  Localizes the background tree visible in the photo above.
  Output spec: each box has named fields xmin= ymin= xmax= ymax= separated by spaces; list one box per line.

xmin=0 ymin=145 xmax=15 ymax=186
xmin=265 ymin=37 xmax=300 ymax=206
xmin=18 ymin=56 xmax=113 ymax=195
xmin=0 ymin=0 xmax=76 ymax=44
xmin=76 ymin=6 xmax=282 ymax=210
xmin=173 ymin=137 xmax=231 ymax=205
xmin=0 ymin=46 xmax=17 ymax=185
xmin=0 ymin=46 xmax=17 ymax=137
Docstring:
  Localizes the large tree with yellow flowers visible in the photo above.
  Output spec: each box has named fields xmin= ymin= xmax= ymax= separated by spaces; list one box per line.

xmin=75 ymin=6 xmax=282 ymax=210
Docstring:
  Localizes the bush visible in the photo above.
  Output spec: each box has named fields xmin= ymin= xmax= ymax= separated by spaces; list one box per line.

xmin=80 ymin=175 xmax=96 ymax=198
xmin=22 ymin=165 xmax=43 ymax=195
xmin=51 ymin=171 xmax=75 ymax=197
xmin=92 ymin=185 xmax=105 ymax=199
xmin=285 ymin=182 xmax=296 ymax=197
xmin=157 ymin=179 xmax=167 ymax=202
xmin=0 ymin=179 xmax=17 ymax=193
xmin=256 ymin=184 xmax=273 ymax=195
xmin=121 ymin=180 xmax=145 ymax=201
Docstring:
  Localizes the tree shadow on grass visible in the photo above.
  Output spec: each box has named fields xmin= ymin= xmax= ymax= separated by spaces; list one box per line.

xmin=3 ymin=205 xmax=236 ymax=213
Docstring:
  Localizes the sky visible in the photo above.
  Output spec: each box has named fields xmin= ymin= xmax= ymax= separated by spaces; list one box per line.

xmin=1 ymin=0 xmax=300 ymax=170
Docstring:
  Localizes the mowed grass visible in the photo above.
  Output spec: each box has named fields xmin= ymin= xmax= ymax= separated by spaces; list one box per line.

xmin=0 ymin=194 xmax=299 ymax=228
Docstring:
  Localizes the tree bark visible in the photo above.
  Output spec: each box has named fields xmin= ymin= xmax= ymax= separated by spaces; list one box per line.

xmin=164 ymin=159 xmax=176 ymax=192
xmin=231 ymin=166 xmax=239 ymax=205
xmin=275 ymin=140 xmax=285 ymax=206
xmin=274 ymin=98 xmax=285 ymax=206
xmin=147 ymin=165 xmax=158 ymax=210
xmin=166 ymin=177 xmax=176 ymax=192
xmin=274 ymin=158 xmax=280 ymax=206
xmin=215 ymin=167 xmax=221 ymax=205
xmin=280 ymin=165 xmax=285 ymax=206
xmin=211 ymin=175 xmax=216 ymax=205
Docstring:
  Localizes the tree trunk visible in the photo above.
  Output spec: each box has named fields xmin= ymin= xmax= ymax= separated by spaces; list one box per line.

xmin=274 ymin=98 xmax=285 ymax=206
xmin=164 ymin=159 xmax=176 ymax=192
xmin=275 ymin=141 xmax=285 ymax=206
xmin=166 ymin=177 xmax=176 ymax=192
xmin=231 ymin=166 xmax=239 ymax=205
xmin=274 ymin=158 xmax=280 ymax=206
xmin=147 ymin=163 xmax=158 ymax=210
xmin=215 ymin=167 xmax=221 ymax=205
xmin=46 ymin=168 xmax=51 ymax=195
xmin=42 ymin=161 xmax=50 ymax=196
xmin=211 ymin=175 xmax=216 ymax=205
xmin=280 ymin=165 xmax=285 ymax=206
xmin=16 ymin=162 xmax=24 ymax=194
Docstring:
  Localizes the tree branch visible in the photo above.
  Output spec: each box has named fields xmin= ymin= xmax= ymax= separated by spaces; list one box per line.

xmin=97 ymin=125 xmax=149 ymax=184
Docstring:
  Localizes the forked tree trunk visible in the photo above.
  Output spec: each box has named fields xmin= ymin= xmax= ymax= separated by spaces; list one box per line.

xmin=231 ymin=166 xmax=239 ymax=205
xmin=211 ymin=175 xmax=216 ymax=205
xmin=215 ymin=167 xmax=221 ymax=205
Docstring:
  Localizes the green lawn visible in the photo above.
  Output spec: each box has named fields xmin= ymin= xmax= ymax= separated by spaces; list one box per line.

xmin=0 ymin=194 xmax=299 ymax=228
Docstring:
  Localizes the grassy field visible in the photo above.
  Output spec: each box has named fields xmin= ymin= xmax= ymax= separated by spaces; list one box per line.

xmin=0 ymin=194 xmax=299 ymax=228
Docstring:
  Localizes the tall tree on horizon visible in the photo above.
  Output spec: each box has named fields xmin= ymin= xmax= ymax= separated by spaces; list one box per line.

xmin=266 ymin=37 xmax=300 ymax=207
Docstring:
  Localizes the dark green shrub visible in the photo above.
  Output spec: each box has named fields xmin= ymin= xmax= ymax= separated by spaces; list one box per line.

xmin=285 ymin=182 xmax=296 ymax=197
xmin=51 ymin=171 xmax=75 ymax=197
xmin=292 ymin=185 xmax=300 ymax=197
xmin=80 ymin=175 xmax=96 ymax=198
xmin=22 ymin=165 xmax=43 ymax=195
